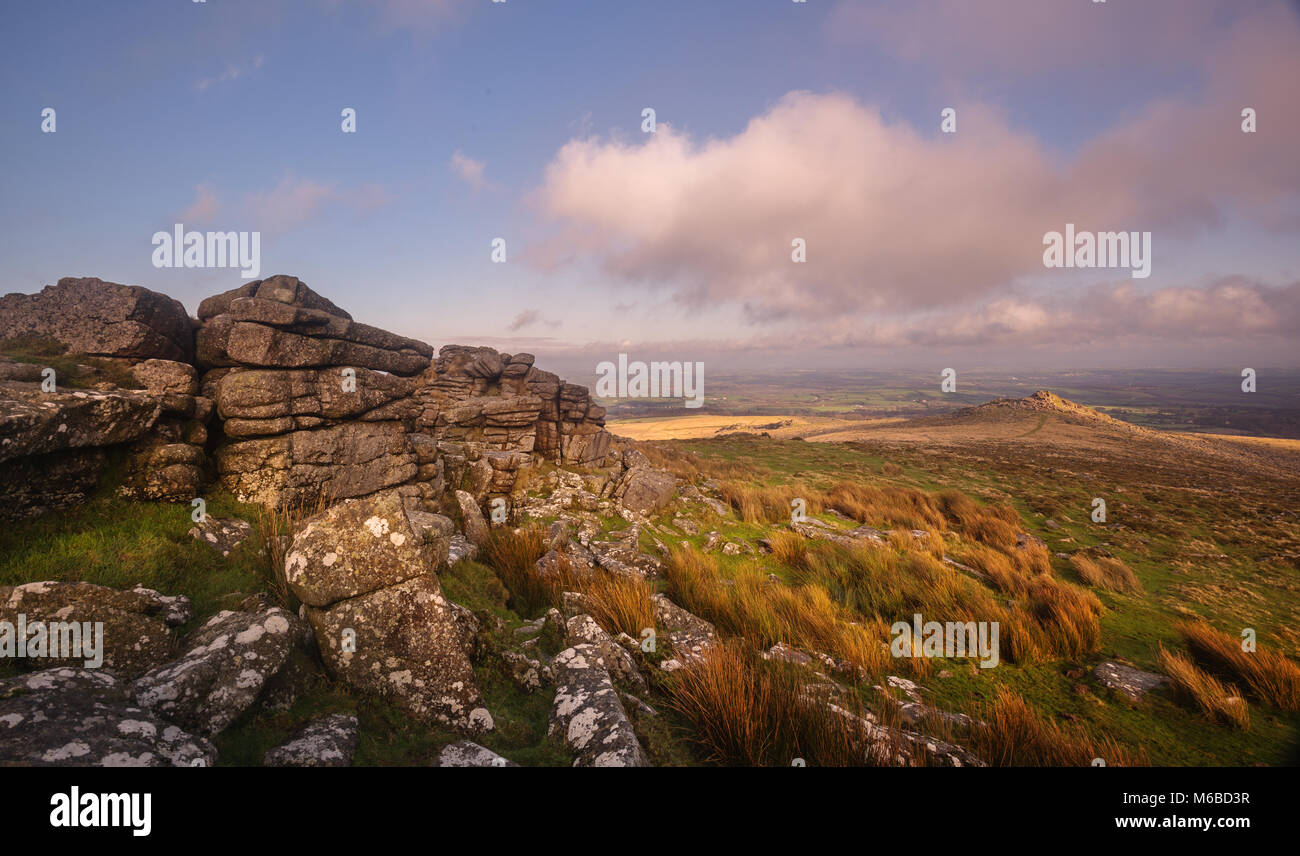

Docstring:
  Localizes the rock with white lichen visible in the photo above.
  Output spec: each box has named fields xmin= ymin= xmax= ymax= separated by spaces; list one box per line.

xmin=548 ymin=644 xmax=648 ymax=767
xmin=0 ymin=668 xmax=216 ymax=767
xmin=433 ymin=740 xmax=518 ymax=767
xmin=263 ymin=713 xmax=359 ymax=767
xmin=131 ymin=606 xmax=303 ymax=736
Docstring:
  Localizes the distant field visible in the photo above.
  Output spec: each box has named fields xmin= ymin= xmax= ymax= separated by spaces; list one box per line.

xmin=608 ymin=413 xmax=901 ymax=440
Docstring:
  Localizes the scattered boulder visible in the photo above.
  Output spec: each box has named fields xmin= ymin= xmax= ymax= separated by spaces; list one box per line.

xmin=1094 ymin=661 xmax=1168 ymax=701
xmin=189 ymin=516 xmax=253 ymax=557
xmin=434 ymin=740 xmax=517 ymax=767
xmin=455 ymin=489 xmax=490 ymax=547
xmin=615 ymin=466 xmax=677 ymax=515
xmin=263 ymin=714 xmax=359 ymax=767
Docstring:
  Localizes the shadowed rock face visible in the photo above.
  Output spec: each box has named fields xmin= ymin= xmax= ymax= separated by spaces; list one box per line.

xmin=0 ymin=277 xmax=194 ymax=363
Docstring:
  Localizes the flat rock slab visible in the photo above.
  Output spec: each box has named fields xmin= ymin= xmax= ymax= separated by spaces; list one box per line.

xmin=1094 ymin=661 xmax=1168 ymax=700
xmin=263 ymin=714 xmax=359 ymax=767
xmin=0 ymin=668 xmax=216 ymax=767
xmin=132 ymin=607 xmax=302 ymax=735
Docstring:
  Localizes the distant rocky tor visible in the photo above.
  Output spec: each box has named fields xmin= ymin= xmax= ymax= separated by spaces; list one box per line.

xmin=0 ymin=273 xmax=611 ymax=518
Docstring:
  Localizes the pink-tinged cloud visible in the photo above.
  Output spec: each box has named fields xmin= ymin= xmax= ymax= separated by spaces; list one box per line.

xmin=244 ymin=177 xmax=396 ymax=235
xmin=530 ymin=5 xmax=1299 ymax=325
xmin=449 ymin=150 xmax=490 ymax=191
xmin=178 ymin=184 xmax=219 ymax=223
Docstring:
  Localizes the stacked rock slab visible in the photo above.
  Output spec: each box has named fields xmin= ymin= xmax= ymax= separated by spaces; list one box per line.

xmin=0 ymin=277 xmax=212 ymax=513
xmin=284 ymin=487 xmax=493 ymax=732
xmin=197 ymin=274 xmax=612 ymax=512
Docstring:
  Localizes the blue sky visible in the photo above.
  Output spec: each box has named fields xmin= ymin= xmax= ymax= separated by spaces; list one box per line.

xmin=1 ymin=0 xmax=1297 ymax=372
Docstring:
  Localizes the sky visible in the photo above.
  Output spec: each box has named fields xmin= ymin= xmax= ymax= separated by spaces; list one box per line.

xmin=1 ymin=0 xmax=1297 ymax=376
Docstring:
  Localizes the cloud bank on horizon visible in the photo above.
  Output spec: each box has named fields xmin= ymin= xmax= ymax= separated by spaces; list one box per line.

xmin=1 ymin=0 xmax=1296 ymax=370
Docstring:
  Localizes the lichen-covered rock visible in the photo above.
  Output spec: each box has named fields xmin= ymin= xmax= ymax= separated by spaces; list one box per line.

xmin=0 ymin=383 xmax=162 ymax=462
xmin=0 ymin=581 xmax=192 ymax=679
xmin=132 ymin=607 xmax=302 ymax=735
xmin=0 ymin=277 xmax=195 ymax=363
xmin=548 ymin=644 xmax=648 ymax=767
xmin=590 ymin=541 xmax=663 ymax=579
xmin=0 ymin=668 xmax=216 ymax=767
xmin=188 ymin=516 xmax=253 ymax=557
xmin=652 ymin=594 xmax=715 ymax=665
xmin=1094 ymin=661 xmax=1169 ymax=701
xmin=130 ymin=359 xmax=199 ymax=395
xmin=284 ymin=489 xmax=451 ymax=607
xmin=433 ymin=740 xmax=517 ymax=767
xmin=565 ymin=614 xmax=646 ymax=691
xmin=304 ymin=575 xmax=492 ymax=733
xmin=263 ymin=714 xmax=359 ymax=767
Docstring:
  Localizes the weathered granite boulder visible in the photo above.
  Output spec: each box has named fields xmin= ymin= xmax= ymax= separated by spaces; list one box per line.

xmin=130 ymin=359 xmax=199 ymax=396
xmin=285 ymin=488 xmax=452 ymax=607
xmin=0 ymin=668 xmax=216 ymax=767
xmin=263 ymin=714 xmax=359 ymax=767
xmin=548 ymin=644 xmax=648 ymax=767
xmin=0 ymin=581 xmax=192 ymax=679
xmin=615 ymin=466 xmax=678 ymax=515
xmin=0 ymin=448 xmax=106 ymax=520
xmin=305 ymin=575 xmax=493 ymax=733
xmin=132 ymin=606 xmax=303 ymax=736
xmin=0 ymin=277 xmax=194 ymax=363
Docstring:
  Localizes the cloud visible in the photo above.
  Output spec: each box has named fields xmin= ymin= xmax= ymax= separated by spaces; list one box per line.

xmin=243 ymin=176 xmax=396 ymax=234
xmin=178 ymin=184 xmax=219 ymax=223
xmin=507 ymin=309 xmax=559 ymax=332
xmin=449 ymin=150 xmax=490 ymax=191
xmin=529 ymin=5 xmax=1300 ymax=327
xmin=194 ymin=56 xmax=264 ymax=91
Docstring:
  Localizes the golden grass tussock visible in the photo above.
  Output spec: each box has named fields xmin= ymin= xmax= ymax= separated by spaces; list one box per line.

xmin=1179 ymin=621 xmax=1300 ymax=712
xmin=1159 ymin=646 xmax=1250 ymax=729
xmin=970 ymin=687 xmax=1149 ymax=766
xmin=663 ymin=640 xmax=902 ymax=766
xmin=1069 ymin=553 xmax=1142 ymax=593
xmin=550 ymin=562 xmax=657 ymax=639
xmin=718 ymin=480 xmax=824 ymax=524
xmin=480 ymin=525 xmax=551 ymax=616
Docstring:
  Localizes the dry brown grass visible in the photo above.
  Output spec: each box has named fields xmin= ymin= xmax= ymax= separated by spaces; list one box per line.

xmin=1179 ymin=621 xmax=1300 ymax=711
xmin=481 ymin=525 xmax=550 ymax=616
xmin=1069 ymin=553 xmax=1142 ymax=593
xmin=663 ymin=640 xmax=901 ymax=766
xmin=826 ymin=482 xmax=945 ymax=531
xmin=970 ymin=687 xmax=1149 ymax=766
xmin=718 ymin=481 xmax=824 ymax=524
xmin=1159 ymin=646 xmax=1250 ymax=729
xmin=549 ymin=562 xmax=657 ymax=639
xmin=663 ymin=545 xmax=890 ymax=677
